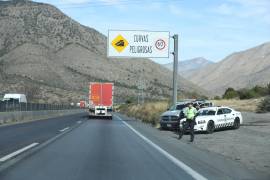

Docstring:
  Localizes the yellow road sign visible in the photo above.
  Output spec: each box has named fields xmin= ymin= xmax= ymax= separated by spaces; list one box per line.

xmin=108 ymin=30 xmax=170 ymax=58
xmin=111 ymin=34 xmax=129 ymax=53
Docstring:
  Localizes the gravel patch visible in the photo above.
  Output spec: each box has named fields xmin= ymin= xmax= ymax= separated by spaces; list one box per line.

xmin=181 ymin=112 xmax=270 ymax=174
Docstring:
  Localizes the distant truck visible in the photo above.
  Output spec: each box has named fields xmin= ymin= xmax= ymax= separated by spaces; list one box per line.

xmin=2 ymin=94 xmax=27 ymax=103
xmin=79 ymin=100 xmax=86 ymax=108
xmin=88 ymin=82 xmax=113 ymax=119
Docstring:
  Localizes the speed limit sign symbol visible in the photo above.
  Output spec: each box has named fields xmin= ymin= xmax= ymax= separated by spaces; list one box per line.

xmin=155 ymin=39 xmax=166 ymax=50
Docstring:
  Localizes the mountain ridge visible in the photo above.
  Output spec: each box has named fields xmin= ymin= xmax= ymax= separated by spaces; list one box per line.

xmin=0 ymin=0 xmax=206 ymax=103
xmin=163 ymin=57 xmax=213 ymax=76
xmin=186 ymin=42 xmax=270 ymax=95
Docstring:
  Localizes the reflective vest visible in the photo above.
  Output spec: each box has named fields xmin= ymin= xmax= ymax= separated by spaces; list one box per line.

xmin=185 ymin=107 xmax=197 ymax=120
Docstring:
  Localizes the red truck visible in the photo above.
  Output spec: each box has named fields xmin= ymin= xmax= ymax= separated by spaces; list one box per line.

xmin=79 ymin=101 xmax=86 ymax=108
xmin=88 ymin=82 xmax=114 ymax=119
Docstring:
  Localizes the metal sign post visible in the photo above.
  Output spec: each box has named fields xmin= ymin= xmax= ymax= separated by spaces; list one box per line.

xmin=172 ymin=34 xmax=178 ymax=106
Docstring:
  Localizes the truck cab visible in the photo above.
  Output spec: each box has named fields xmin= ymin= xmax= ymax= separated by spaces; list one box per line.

xmin=2 ymin=94 xmax=27 ymax=103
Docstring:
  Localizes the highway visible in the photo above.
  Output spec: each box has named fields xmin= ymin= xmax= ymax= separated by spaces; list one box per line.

xmin=0 ymin=112 xmax=268 ymax=180
xmin=0 ymin=113 xmax=87 ymax=158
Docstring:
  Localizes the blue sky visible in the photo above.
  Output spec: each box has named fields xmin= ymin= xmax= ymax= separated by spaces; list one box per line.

xmin=34 ymin=0 xmax=270 ymax=64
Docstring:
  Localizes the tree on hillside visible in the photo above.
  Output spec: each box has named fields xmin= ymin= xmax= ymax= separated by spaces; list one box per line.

xmin=238 ymin=85 xmax=269 ymax=99
xmin=238 ymin=88 xmax=256 ymax=99
xmin=223 ymin=87 xmax=239 ymax=99
xmin=253 ymin=85 xmax=268 ymax=96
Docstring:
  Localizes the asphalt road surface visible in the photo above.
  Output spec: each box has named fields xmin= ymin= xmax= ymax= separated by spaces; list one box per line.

xmin=0 ymin=113 xmax=268 ymax=180
xmin=0 ymin=113 xmax=87 ymax=157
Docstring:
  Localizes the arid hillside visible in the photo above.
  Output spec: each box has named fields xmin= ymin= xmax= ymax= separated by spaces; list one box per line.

xmin=186 ymin=42 xmax=270 ymax=95
xmin=0 ymin=0 xmax=205 ymax=103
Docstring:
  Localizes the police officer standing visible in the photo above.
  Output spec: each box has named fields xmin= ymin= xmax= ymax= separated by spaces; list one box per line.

xmin=178 ymin=103 xmax=197 ymax=142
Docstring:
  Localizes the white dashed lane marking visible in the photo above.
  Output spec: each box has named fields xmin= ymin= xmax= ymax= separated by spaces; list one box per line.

xmin=0 ymin=143 xmax=39 ymax=162
xmin=59 ymin=127 xmax=70 ymax=132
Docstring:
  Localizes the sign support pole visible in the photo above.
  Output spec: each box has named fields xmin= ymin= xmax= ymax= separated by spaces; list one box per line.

xmin=172 ymin=34 xmax=178 ymax=106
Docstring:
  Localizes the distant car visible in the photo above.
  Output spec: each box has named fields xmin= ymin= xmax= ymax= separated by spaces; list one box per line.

xmin=159 ymin=102 xmax=190 ymax=130
xmin=180 ymin=106 xmax=243 ymax=133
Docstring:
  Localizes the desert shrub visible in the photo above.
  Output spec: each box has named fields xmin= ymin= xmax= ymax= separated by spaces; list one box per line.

xmin=214 ymin=96 xmax=221 ymax=100
xmin=125 ymin=97 xmax=135 ymax=104
xmin=257 ymin=96 xmax=270 ymax=113
xmin=223 ymin=88 xmax=239 ymax=99
xmin=238 ymin=86 xmax=268 ymax=99
xmin=223 ymin=85 xmax=269 ymax=100
xmin=253 ymin=85 xmax=268 ymax=96
xmin=238 ymin=88 xmax=257 ymax=99
xmin=119 ymin=101 xmax=168 ymax=126
xmin=199 ymin=95 xmax=209 ymax=100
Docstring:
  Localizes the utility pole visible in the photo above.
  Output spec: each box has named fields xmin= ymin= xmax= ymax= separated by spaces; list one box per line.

xmin=137 ymin=77 xmax=140 ymax=105
xmin=137 ymin=72 xmax=145 ymax=105
xmin=141 ymin=68 xmax=145 ymax=104
xmin=137 ymin=71 xmax=141 ymax=105
xmin=172 ymin=34 xmax=178 ymax=106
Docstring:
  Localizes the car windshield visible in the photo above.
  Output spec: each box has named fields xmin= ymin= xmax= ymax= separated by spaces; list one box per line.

xmin=169 ymin=104 xmax=186 ymax=111
xmin=197 ymin=109 xmax=216 ymax=116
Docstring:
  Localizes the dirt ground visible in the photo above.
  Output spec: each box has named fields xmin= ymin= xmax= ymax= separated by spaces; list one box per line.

xmin=181 ymin=112 xmax=270 ymax=175
xmin=212 ymin=99 xmax=262 ymax=112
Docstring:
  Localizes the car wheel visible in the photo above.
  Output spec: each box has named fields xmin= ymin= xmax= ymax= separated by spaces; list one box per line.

xmin=233 ymin=118 xmax=240 ymax=129
xmin=206 ymin=120 xmax=215 ymax=134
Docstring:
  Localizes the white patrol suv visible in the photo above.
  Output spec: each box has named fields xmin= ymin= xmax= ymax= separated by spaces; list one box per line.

xmin=180 ymin=106 xmax=243 ymax=133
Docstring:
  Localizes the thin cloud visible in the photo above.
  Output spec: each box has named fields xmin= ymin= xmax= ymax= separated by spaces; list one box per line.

xmin=59 ymin=0 xmax=91 ymax=4
xmin=168 ymin=4 xmax=181 ymax=15
xmin=99 ymin=0 xmax=120 ymax=5
xmin=214 ymin=3 xmax=234 ymax=15
xmin=213 ymin=0 xmax=270 ymax=24
xmin=168 ymin=4 xmax=202 ymax=19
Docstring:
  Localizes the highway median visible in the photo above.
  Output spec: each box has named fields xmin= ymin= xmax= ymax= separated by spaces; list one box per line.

xmin=0 ymin=109 xmax=86 ymax=127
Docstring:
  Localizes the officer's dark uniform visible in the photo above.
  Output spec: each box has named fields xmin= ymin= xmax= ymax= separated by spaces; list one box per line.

xmin=178 ymin=105 xmax=197 ymax=142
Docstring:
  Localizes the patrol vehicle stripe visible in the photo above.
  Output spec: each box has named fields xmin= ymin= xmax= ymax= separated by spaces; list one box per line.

xmin=215 ymin=122 xmax=235 ymax=128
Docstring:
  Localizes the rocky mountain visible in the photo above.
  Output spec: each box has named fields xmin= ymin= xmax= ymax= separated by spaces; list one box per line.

xmin=0 ymin=0 xmax=206 ymax=103
xmin=163 ymin=57 xmax=213 ymax=76
xmin=186 ymin=42 xmax=270 ymax=95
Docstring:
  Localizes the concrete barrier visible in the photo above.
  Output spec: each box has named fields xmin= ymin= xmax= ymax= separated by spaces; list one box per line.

xmin=0 ymin=109 xmax=86 ymax=126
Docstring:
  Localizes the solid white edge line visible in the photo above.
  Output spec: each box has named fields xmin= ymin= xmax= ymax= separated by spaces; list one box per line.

xmin=0 ymin=143 xmax=39 ymax=162
xmin=59 ymin=127 xmax=70 ymax=132
xmin=115 ymin=115 xmax=207 ymax=180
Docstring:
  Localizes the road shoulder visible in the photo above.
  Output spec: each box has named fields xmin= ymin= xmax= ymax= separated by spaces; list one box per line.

xmin=115 ymin=113 xmax=269 ymax=180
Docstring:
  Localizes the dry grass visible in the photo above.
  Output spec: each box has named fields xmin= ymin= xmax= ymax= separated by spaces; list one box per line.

xmin=118 ymin=98 xmax=262 ymax=127
xmin=119 ymin=101 xmax=169 ymax=126
xmin=212 ymin=98 xmax=262 ymax=112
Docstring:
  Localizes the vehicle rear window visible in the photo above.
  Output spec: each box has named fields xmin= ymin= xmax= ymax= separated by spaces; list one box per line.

xmin=97 ymin=108 xmax=105 ymax=110
xmin=176 ymin=104 xmax=186 ymax=110
xmin=223 ymin=108 xmax=232 ymax=114
xmin=217 ymin=109 xmax=223 ymax=115
xmin=198 ymin=110 xmax=216 ymax=116
xmin=169 ymin=104 xmax=187 ymax=111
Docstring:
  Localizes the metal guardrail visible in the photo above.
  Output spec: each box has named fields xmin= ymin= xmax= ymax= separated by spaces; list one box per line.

xmin=0 ymin=101 xmax=79 ymax=112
